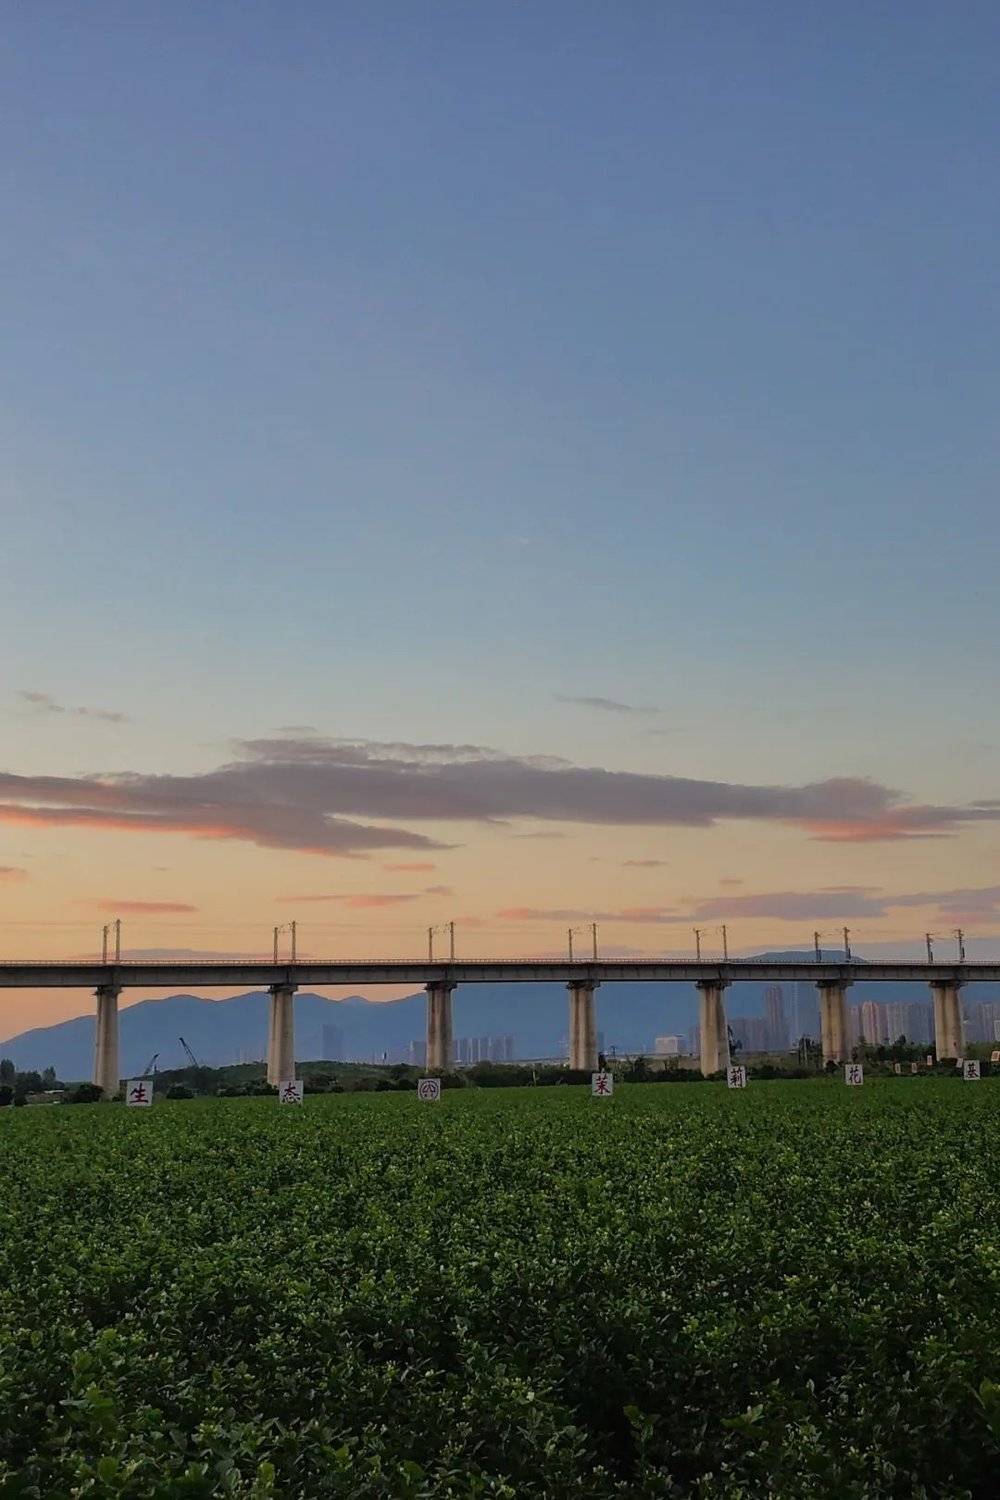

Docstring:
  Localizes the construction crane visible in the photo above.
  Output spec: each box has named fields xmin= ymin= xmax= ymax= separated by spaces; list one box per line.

xmin=178 ymin=1036 xmax=202 ymax=1069
xmin=139 ymin=1052 xmax=159 ymax=1078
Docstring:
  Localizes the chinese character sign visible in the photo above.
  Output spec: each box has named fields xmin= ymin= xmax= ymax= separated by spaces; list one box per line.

xmin=279 ymin=1079 xmax=304 ymax=1104
xmin=727 ymin=1065 xmax=747 ymax=1089
xmin=963 ymin=1060 xmax=981 ymax=1082
xmin=845 ymin=1064 xmax=863 ymax=1087
xmin=591 ymin=1071 xmax=614 ymax=1097
xmin=417 ymin=1078 xmax=441 ymax=1102
xmin=125 ymin=1079 xmax=152 ymax=1108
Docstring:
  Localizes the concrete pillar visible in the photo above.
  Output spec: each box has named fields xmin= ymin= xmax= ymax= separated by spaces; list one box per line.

xmin=567 ymin=981 xmax=599 ymax=1071
xmin=93 ymin=985 xmax=121 ymax=1098
xmin=426 ymin=982 xmax=455 ymax=1071
xmin=930 ymin=981 xmax=963 ymax=1060
xmin=696 ymin=981 xmax=729 ymax=1076
xmin=267 ymin=984 xmax=296 ymax=1084
xmin=817 ymin=981 xmax=851 ymax=1065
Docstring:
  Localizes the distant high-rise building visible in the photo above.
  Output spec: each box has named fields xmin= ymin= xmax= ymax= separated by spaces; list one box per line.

xmin=730 ymin=1015 xmax=768 ymax=1053
xmin=321 ymin=1023 xmax=344 ymax=1061
xmin=654 ymin=1035 xmax=681 ymax=1056
xmin=764 ymin=986 xmax=788 ymax=1050
xmin=407 ymin=1039 xmax=427 ymax=1067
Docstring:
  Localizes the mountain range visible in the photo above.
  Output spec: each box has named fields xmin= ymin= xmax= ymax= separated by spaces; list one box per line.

xmin=0 ymin=952 xmax=957 ymax=1078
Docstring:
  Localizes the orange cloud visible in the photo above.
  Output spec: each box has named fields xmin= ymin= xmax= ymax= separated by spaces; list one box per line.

xmin=0 ymin=866 xmax=27 ymax=881
xmin=383 ymin=862 xmax=437 ymax=872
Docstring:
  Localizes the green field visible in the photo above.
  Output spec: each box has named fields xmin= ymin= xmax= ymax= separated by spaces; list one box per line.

xmin=3 ymin=1082 xmax=1000 ymax=1498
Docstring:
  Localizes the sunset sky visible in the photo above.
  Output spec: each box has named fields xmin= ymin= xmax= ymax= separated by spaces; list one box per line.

xmin=3 ymin=3 xmax=1000 ymax=1034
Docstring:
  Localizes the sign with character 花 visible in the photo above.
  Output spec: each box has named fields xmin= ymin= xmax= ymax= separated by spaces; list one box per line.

xmin=845 ymin=1064 xmax=863 ymax=1086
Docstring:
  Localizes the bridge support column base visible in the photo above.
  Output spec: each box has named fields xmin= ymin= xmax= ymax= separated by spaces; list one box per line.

xmin=817 ymin=981 xmax=852 ymax=1065
xmin=267 ymin=984 xmax=297 ymax=1084
xmin=93 ymin=986 xmax=121 ymax=1098
xmin=426 ymin=982 xmax=455 ymax=1071
xmin=697 ymin=981 xmax=729 ymax=1076
xmin=930 ymin=981 xmax=963 ymax=1061
xmin=567 ymin=981 xmax=599 ymax=1071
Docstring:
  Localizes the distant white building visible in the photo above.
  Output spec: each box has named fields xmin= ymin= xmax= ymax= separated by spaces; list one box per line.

xmin=654 ymin=1035 xmax=682 ymax=1056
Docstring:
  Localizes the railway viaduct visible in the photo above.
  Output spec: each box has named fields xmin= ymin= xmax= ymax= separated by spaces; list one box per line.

xmin=1 ymin=958 xmax=993 ymax=1094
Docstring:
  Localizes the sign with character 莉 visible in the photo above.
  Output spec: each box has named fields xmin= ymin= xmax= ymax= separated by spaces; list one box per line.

xmin=727 ymin=1065 xmax=747 ymax=1089
xmin=591 ymin=1070 xmax=614 ymax=1097
xmin=279 ymin=1079 xmax=304 ymax=1104
xmin=845 ymin=1063 xmax=863 ymax=1086
xmin=125 ymin=1079 xmax=152 ymax=1107
xmin=417 ymin=1077 xmax=441 ymax=1102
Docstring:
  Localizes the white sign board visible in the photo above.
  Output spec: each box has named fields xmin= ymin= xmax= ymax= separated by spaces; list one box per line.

xmin=125 ymin=1079 xmax=152 ymax=1107
xmin=963 ymin=1060 xmax=981 ymax=1082
xmin=991 ymin=1050 xmax=1000 ymax=1064
xmin=845 ymin=1064 xmax=863 ymax=1086
xmin=278 ymin=1079 xmax=303 ymax=1104
xmin=926 ymin=1054 xmax=934 ymax=1067
xmin=727 ymin=1065 xmax=747 ymax=1089
xmin=893 ymin=1062 xmax=902 ymax=1074
xmin=417 ymin=1077 xmax=441 ymax=1102
xmin=591 ymin=1070 xmax=614 ymax=1097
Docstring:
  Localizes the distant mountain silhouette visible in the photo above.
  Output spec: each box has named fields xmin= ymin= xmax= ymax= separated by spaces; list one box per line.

xmin=0 ymin=949 xmax=943 ymax=1079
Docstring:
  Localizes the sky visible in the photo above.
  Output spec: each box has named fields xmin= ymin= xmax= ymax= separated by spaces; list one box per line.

xmin=2 ymin=2 xmax=1000 ymax=1034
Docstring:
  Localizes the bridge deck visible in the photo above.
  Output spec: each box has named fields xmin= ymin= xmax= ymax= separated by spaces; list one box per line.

xmin=0 ymin=958 xmax=991 ymax=989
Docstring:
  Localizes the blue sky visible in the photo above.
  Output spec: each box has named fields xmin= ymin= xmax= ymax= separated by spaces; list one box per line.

xmin=3 ymin=3 xmax=1000 ymax=1025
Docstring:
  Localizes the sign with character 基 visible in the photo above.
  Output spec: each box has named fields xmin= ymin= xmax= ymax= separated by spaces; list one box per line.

xmin=963 ymin=1060 xmax=981 ymax=1082
xmin=125 ymin=1079 xmax=152 ymax=1107
xmin=727 ymin=1065 xmax=747 ymax=1089
xmin=279 ymin=1079 xmax=304 ymax=1104
xmin=417 ymin=1077 xmax=441 ymax=1102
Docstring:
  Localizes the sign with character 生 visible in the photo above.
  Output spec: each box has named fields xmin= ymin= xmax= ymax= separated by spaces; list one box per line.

xmin=125 ymin=1079 xmax=152 ymax=1108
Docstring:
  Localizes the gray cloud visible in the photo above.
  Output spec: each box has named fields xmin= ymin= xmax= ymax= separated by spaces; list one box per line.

xmin=18 ymin=690 xmax=128 ymax=723
xmin=0 ymin=735 xmax=996 ymax=859
xmin=688 ymin=888 xmax=888 ymax=921
xmin=554 ymin=694 xmax=659 ymax=716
